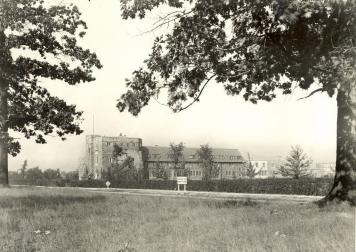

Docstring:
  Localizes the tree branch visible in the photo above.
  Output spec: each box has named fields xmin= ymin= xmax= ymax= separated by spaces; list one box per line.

xmin=178 ymin=74 xmax=216 ymax=112
xmin=297 ymin=88 xmax=323 ymax=100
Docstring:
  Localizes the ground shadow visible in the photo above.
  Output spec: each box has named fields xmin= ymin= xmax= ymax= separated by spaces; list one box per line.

xmin=0 ymin=194 xmax=106 ymax=210
xmin=203 ymin=198 xmax=263 ymax=209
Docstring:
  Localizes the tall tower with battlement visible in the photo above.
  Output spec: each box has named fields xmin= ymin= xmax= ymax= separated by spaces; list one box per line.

xmin=79 ymin=134 xmax=143 ymax=179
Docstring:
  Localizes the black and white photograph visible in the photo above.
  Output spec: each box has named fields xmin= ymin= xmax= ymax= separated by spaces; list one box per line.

xmin=0 ymin=0 xmax=355 ymax=251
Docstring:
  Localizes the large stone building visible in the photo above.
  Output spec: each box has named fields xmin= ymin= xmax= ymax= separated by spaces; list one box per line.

xmin=79 ymin=134 xmax=143 ymax=179
xmin=146 ymin=146 xmax=246 ymax=180
xmin=79 ymin=134 xmax=247 ymax=180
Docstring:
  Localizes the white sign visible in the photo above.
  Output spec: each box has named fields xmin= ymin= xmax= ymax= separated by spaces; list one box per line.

xmin=105 ymin=181 xmax=111 ymax=188
xmin=176 ymin=176 xmax=187 ymax=192
xmin=177 ymin=176 xmax=187 ymax=185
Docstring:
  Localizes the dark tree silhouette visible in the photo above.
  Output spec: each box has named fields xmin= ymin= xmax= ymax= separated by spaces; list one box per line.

xmin=19 ymin=160 xmax=27 ymax=179
xmin=196 ymin=144 xmax=218 ymax=181
xmin=278 ymin=145 xmax=312 ymax=179
xmin=102 ymin=144 xmax=137 ymax=181
xmin=0 ymin=0 xmax=102 ymax=186
xmin=169 ymin=142 xmax=186 ymax=175
xmin=152 ymin=161 xmax=168 ymax=180
xmin=117 ymin=0 xmax=356 ymax=204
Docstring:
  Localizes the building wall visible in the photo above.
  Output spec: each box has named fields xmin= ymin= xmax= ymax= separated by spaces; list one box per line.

xmin=81 ymin=135 xmax=247 ymax=181
xmin=80 ymin=135 xmax=103 ymax=179
xmin=311 ymin=162 xmax=335 ymax=177
xmin=147 ymin=161 xmax=246 ymax=180
xmin=81 ymin=135 xmax=144 ymax=180
xmin=250 ymin=160 xmax=269 ymax=178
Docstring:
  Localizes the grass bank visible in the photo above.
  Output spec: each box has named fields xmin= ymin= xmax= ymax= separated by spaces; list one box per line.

xmin=0 ymin=187 xmax=354 ymax=252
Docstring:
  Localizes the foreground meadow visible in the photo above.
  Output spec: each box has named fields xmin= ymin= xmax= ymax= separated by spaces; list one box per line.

xmin=0 ymin=187 xmax=354 ymax=252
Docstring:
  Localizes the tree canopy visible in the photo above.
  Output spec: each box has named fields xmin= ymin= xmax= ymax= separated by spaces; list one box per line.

xmin=0 ymin=0 xmax=102 ymax=155
xmin=102 ymin=144 xmax=137 ymax=181
xmin=196 ymin=144 xmax=218 ymax=181
xmin=169 ymin=142 xmax=185 ymax=170
xmin=117 ymin=0 xmax=355 ymax=114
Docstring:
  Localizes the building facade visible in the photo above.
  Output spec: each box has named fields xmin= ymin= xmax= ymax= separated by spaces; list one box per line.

xmin=79 ymin=134 xmax=143 ymax=179
xmin=79 ymin=134 xmax=247 ymax=180
xmin=146 ymin=146 xmax=247 ymax=180
xmin=250 ymin=160 xmax=269 ymax=178
xmin=310 ymin=162 xmax=335 ymax=177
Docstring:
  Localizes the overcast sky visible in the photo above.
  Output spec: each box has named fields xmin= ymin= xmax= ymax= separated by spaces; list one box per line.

xmin=8 ymin=0 xmax=337 ymax=171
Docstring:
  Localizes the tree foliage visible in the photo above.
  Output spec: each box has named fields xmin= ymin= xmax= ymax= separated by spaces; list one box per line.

xmin=43 ymin=168 xmax=61 ymax=180
xmin=19 ymin=159 xmax=27 ymax=179
xmin=117 ymin=0 xmax=355 ymax=114
xmin=102 ymin=144 xmax=137 ymax=181
xmin=25 ymin=166 xmax=43 ymax=181
xmin=196 ymin=144 xmax=218 ymax=181
xmin=279 ymin=145 xmax=312 ymax=179
xmin=152 ymin=161 xmax=168 ymax=180
xmin=246 ymin=153 xmax=260 ymax=179
xmin=169 ymin=142 xmax=185 ymax=170
xmin=0 ymin=0 xmax=102 ymax=155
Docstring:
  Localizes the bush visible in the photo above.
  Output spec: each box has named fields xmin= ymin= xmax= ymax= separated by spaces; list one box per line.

xmin=10 ymin=177 xmax=333 ymax=196
xmin=68 ymin=178 xmax=332 ymax=196
xmin=186 ymin=178 xmax=333 ymax=196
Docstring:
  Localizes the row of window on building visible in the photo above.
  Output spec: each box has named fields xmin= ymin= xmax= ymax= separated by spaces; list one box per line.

xmin=149 ymin=154 xmax=241 ymax=160
xmin=105 ymin=141 xmax=139 ymax=148
xmin=170 ymin=169 xmax=248 ymax=177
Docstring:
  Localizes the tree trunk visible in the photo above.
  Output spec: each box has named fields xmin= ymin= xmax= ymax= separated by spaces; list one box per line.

xmin=0 ymin=76 xmax=9 ymax=187
xmin=0 ymin=28 xmax=9 ymax=187
xmin=325 ymin=80 xmax=356 ymax=204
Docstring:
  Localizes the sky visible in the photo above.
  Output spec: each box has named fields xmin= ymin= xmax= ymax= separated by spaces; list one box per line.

xmin=8 ymin=0 xmax=337 ymax=172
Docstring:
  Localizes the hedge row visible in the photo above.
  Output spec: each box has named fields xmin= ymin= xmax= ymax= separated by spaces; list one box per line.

xmin=11 ymin=178 xmax=334 ymax=196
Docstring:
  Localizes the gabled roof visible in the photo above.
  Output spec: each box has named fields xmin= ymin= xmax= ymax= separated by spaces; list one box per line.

xmin=144 ymin=146 xmax=246 ymax=163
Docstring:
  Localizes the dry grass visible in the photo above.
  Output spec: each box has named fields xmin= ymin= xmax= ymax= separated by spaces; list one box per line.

xmin=0 ymin=186 xmax=354 ymax=252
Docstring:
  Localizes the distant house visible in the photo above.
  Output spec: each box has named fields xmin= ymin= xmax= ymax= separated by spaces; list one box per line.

xmin=145 ymin=146 xmax=247 ymax=180
xmin=250 ymin=161 xmax=269 ymax=178
xmin=310 ymin=162 xmax=335 ymax=177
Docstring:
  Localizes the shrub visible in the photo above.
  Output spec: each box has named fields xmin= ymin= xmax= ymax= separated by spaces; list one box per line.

xmin=10 ymin=177 xmax=333 ymax=196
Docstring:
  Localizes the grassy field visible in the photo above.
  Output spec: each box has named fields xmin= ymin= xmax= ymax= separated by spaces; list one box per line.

xmin=0 ymin=187 xmax=354 ymax=252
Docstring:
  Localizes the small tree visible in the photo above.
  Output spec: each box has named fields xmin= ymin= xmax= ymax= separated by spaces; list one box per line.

xmin=43 ymin=168 xmax=61 ymax=180
xmin=19 ymin=160 xmax=27 ymax=179
xmin=246 ymin=153 xmax=260 ymax=179
xmin=64 ymin=170 xmax=79 ymax=181
xmin=279 ymin=146 xmax=312 ymax=179
xmin=103 ymin=144 xmax=137 ymax=181
xmin=169 ymin=142 xmax=185 ymax=175
xmin=25 ymin=166 xmax=43 ymax=181
xmin=152 ymin=161 xmax=168 ymax=180
xmin=197 ymin=144 xmax=219 ymax=181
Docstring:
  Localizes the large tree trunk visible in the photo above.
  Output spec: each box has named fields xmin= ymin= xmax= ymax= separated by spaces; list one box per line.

xmin=325 ymin=80 xmax=356 ymax=204
xmin=0 ymin=76 xmax=9 ymax=187
xmin=0 ymin=29 xmax=9 ymax=187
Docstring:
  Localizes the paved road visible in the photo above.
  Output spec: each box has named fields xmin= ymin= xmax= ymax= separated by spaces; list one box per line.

xmin=16 ymin=185 xmax=323 ymax=204
xmin=91 ymin=188 xmax=323 ymax=203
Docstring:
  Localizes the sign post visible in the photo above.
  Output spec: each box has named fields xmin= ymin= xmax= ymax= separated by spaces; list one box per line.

xmin=176 ymin=176 xmax=187 ymax=191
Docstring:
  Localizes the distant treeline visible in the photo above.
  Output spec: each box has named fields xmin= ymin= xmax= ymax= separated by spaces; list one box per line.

xmin=9 ymin=166 xmax=78 ymax=185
